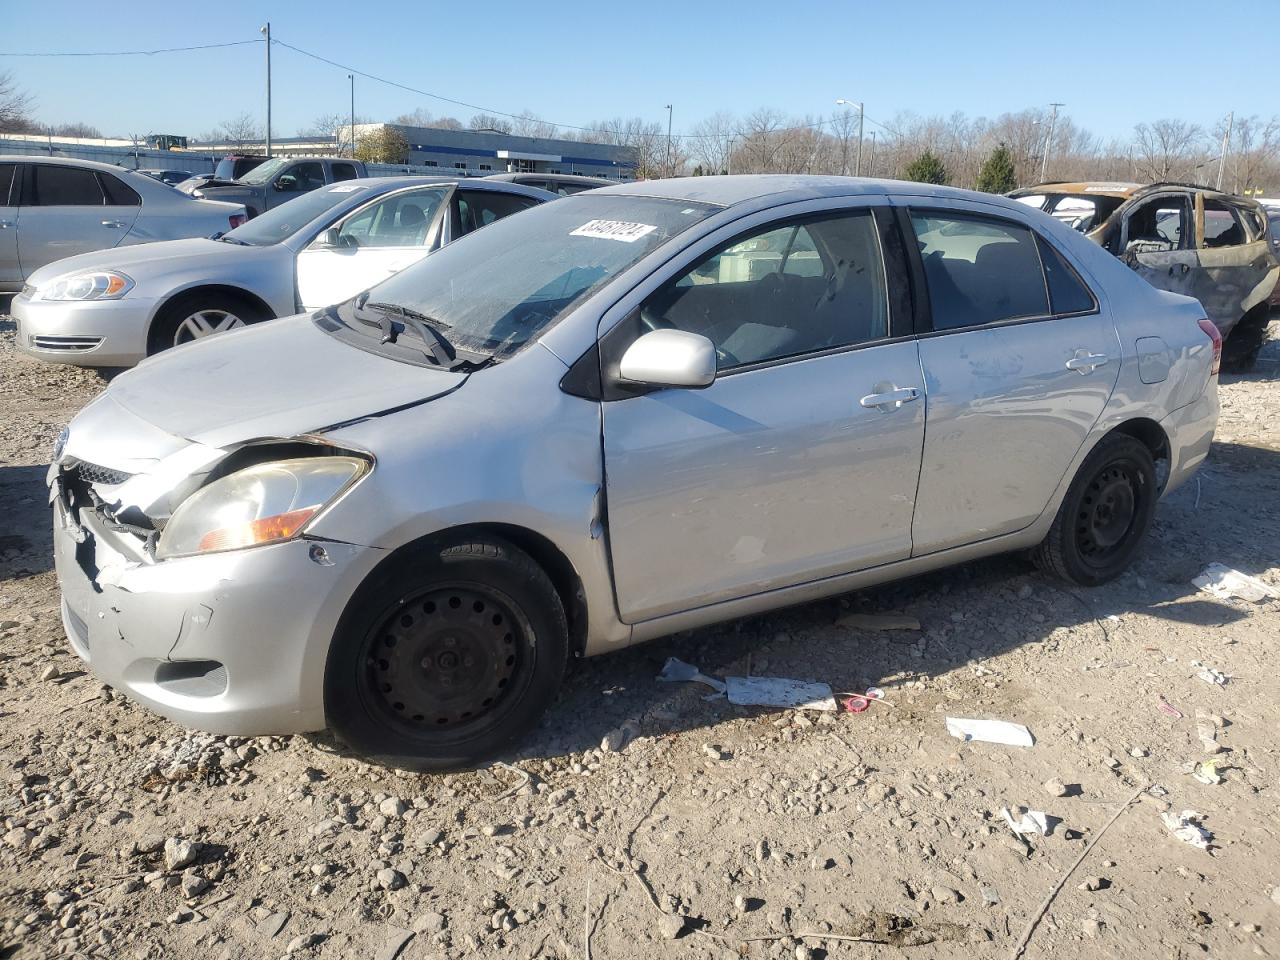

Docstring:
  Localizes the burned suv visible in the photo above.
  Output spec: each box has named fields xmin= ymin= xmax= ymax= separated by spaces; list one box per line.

xmin=1011 ymin=182 xmax=1278 ymax=369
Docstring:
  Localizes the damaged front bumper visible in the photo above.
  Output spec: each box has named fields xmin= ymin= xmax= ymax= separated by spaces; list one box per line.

xmin=51 ymin=487 xmax=378 ymax=736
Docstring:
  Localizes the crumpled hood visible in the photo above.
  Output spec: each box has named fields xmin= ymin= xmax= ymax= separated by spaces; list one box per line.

xmin=25 ymin=237 xmax=256 ymax=288
xmin=102 ymin=313 xmax=467 ymax=449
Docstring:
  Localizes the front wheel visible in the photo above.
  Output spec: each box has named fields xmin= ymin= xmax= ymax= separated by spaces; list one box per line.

xmin=148 ymin=291 xmax=270 ymax=356
xmin=1032 ymin=434 xmax=1158 ymax=586
xmin=324 ymin=537 xmax=568 ymax=770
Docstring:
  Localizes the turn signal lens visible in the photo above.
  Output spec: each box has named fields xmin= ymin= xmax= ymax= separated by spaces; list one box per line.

xmin=196 ymin=506 xmax=319 ymax=553
xmin=1198 ymin=318 xmax=1222 ymax=375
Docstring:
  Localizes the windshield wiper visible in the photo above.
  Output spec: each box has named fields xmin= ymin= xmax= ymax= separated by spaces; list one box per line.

xmin=217 ymin=235 xmax=250 ymax=245
xmin=359 ymin=299 xmax=460 ymax=368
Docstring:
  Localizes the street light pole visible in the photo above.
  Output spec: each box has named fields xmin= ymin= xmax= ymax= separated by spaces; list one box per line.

xmin=665 ymin=104 xmax=673 ymax=178
xmin=835 ymin=99 xmax=864 ymax=176
xmin=1216 ymin=111 xmax=1233 ymax=192
xmin=348 ymin=74 xmax=355 ymax=159
xmin=1040 ymin=102 xmax=1063 ymax=183
xmin=261 ymin=23 xmax=272 ymax=157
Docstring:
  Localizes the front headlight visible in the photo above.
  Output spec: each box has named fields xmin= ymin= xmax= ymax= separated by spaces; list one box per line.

xmin=155 ymin=457 xmax=368 ymax=561
xmin=40 ymin=271 xmax=135 ymax=302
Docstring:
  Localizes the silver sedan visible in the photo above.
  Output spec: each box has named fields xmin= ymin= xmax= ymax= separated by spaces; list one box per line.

xmin=0 ymin=155 xmax=246 ymax=295
xmin=12 ymin=177 xmax=552 ymax=366
xmin=50 ymin=175 xmax=1218 ymax=769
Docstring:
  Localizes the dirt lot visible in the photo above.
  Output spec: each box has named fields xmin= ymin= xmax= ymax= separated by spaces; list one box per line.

xmin=1 ymin=317 xmax=1278 ymax=960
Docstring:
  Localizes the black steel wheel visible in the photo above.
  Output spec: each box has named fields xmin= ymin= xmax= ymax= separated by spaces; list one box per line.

xmin=1033 ymin=433 xmax=1158 ymax=586
xmin=326 ymin=537 xmax=568 ymax=770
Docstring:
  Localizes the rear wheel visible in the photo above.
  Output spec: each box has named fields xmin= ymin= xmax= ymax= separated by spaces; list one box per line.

xmin=147 ymin=291 xmax=270 ymax=356
xmin=1221 ymin=308 xmax=1271 ymax=372
xmin=1032 ymin=434 xmax=1158 ymax=586
xmin=325 ymin=537 xmax=568 ymax=770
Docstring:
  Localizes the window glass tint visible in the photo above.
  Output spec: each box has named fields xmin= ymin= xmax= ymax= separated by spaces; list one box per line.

xmin=1037 ymin=236 xmax=1095 ymax=315
xmin=642 ymin=211 xmax=888 ymax=369
xmin=911 ymin=213 xmax=1048 ymax=330
xmin=1203 ymin=200 xmax=1245 ymax=248
xmin=330 ymin=163 xmax=359 ymax=182
xmin=0 ymin=164 xmax=14 ymax=204
xmin=333 ymin=188 xmax=447 ymax=248
xmin=290 ymin=162 xmax=326 ymax=190
xmin=31 ymin=165 xmax=105 ymax=206
xmin=99 ymin=173 xmax=141 ymax=206
xmin=1124 ymin=196 xmax=1186 ymax=251
xmin=456 ymin=191 xmax=539 ymax=235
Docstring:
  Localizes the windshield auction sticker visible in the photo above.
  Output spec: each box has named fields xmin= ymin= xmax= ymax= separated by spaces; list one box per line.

xmin=570 ymin=220 xmax=658 ymax=242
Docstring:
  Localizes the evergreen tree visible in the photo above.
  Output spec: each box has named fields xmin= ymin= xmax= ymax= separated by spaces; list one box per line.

xmin=975 ymin=143 xmax=1018 ymax=193
xmin=903 ymin=149 xmax=950 ymax=185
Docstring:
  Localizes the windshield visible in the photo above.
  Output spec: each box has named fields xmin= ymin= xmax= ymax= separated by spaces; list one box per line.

xmin=221 ymin=184 xmax=373 ymax=246
xmin=238 ymin=157 xmax=293 ymax=185
xmin=328 ymin=195 xmax=718 ymax=361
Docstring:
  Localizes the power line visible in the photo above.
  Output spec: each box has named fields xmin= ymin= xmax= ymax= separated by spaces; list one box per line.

xmin=0 ymin=39 xmax=262 ymax=57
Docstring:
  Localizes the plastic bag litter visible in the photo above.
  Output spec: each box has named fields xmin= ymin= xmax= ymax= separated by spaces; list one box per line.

xmin=946 ymin=717 xmax=1035 ymax=747
xmin=656 ymin=657 xmax=727 ymax=694
xmin=725 ymin=676 xmax=837 ymax=712
xmin=1001 ymin=806 xmax=1051 ymax=837
xmin=1193 ymin=760 xmax=1223 ymax=785
xmin=1195 ymin=666 xmax=1228 ymax=686
xmin=1162 ymin=809 xmax=1212 ymax=850
xmin=1193 ymin=563 xmax=1280 ymax=603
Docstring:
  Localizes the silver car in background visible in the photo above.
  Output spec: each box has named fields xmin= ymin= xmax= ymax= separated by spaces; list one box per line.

xmin=0 ymin=156 xmax=246 ymax=294
xmin=12 ymin=177 xmax=552 ymax=366
xmin=50 ymin=175 xmax=1218 ymax=769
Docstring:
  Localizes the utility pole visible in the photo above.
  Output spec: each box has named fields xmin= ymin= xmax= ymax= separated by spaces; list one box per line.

xmin=1216 ymin=111 xmax=1233 ymax=191
xmin=835 ymin=99 xmax=864 ymax=176
xmin=261 ymin=23 xmax=272 ymax=157
xmin=726 ymin=135 xmax=736 ymax=176
xmin=1040 ymin=102 xmax=1063 ymax=183
xmin=348 ymin=74 xmax=356 ymax=158
xmin=665 ymin=104 xmax=673 ymax=178
xmin=868 ymin=131 xmax=876 ymax=178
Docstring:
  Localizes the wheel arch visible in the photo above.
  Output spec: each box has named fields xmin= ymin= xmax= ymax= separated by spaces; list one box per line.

xmin=148 ymin=283 xmax=276 ymax=334
xmin=342 ymin=523 xmax=590 ymax=659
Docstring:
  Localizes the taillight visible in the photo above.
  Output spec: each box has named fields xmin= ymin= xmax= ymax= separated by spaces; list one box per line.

xmin=1198 ymin=318 xmax=1222 ymax=375
xmin=228 ymin=213 xmax=247 ymax=230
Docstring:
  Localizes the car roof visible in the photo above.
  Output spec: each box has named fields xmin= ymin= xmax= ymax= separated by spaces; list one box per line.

xmin=591 ymin=174 xmax=1043 ymax=213
xmin=487 ymin=172 xmax=612 ymax=185
xmin=356 ymin=176 xmax=555 ymax=199
xmin=0 ymin=154 xmax=160 ymax=177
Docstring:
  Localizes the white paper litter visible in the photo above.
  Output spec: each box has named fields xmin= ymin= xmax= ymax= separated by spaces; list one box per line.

xmin=1193 ymin=563 xmax=1280 ymax=603
xmin=725 ymin=676 xmax=837 ymax=712
xmin=945 ymin=717 xmax=1035 ymax=747
xmin=1196 ymin=667 xmax=1228 ymax=686
xmin=1000 ymin=806 xmax=1050 ymax=837
xmin=1162 ymin=809 xmax=1213 ymax=850
xmin=656 ymin=657 xmax=726 ymax=694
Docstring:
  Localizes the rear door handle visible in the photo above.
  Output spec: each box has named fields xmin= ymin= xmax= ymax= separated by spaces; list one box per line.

xmin=859 ymin=386 xmax=919 ymax=411
xmin=0 ymin=219 xmax=12 ymax=229
xmin=1065 ymin=352 xmax=1109 ymax=374
xmin=101 ymin=219 xmax=127 ymax=229
xmin=1168 ymin=262 xmax=1190 ymax=277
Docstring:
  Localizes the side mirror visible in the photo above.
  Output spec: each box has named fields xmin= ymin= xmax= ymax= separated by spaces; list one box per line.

xmin=275 ymin=174 xmax=299 ymax=192
xmin=617 ymin=329 xmax=717 ymax=389
xmin=315 ymin=226 xmax=341 ymax=248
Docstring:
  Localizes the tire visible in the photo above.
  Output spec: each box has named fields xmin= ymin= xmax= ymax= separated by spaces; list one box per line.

xmin=147 ymin=290 xmax=270 ymax=356
xmin=324 ymin=537 xmax=568 ymax=771
xmin=1032 ymin=434 xmax=1158 ymax=586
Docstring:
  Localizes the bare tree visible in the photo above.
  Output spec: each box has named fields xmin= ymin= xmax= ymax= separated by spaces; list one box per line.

xmin=0 ymin=71 xmax=34 ymax=133
xmin=1216 ymin=114 xmax=1280 ymax=194
xmin=469 ymin=113 xmax=513 ymax=134
xmin=50 ymin=122 xmax=102 ymax=139
xmin=510 ymin=111 xmax=560 ymax=140
xmin=686 ymin=111 xmax=737 ymax=175
xmin=212 ymin=113 xmax=264 ymax=148
xmin=299 ymin=113 xmax=371 ymax=156
xmin=1133 ymin=119 xmax=1206 ymax=182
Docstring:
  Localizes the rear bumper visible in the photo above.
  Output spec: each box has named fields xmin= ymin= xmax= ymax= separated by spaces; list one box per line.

xmin=52 ymin=496 xmax=379 ymax=735
xmin=1160 ymin=378 xmax=1218 ymax=496
xmin=12 ymin=292 xmax=155 ymax=367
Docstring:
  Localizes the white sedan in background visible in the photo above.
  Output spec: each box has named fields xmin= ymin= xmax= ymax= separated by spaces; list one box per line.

xmin=12 ymin=177 xmax=553 ymax=366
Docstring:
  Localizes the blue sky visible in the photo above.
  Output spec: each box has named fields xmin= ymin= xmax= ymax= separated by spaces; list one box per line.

xmin=5 ymin=0 xmax=1278 ymax=143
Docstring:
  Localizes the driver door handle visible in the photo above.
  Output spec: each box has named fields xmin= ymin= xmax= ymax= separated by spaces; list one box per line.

xmin=1066 ymin=352 xmax=1110 ymax=374
xmin=1169 ymin=262 xmax=1190 ymax=277
xmin=860 ymin=386 xmax=919 ymax=411
xmin=101 ymin=219 xmax=127 ymax=229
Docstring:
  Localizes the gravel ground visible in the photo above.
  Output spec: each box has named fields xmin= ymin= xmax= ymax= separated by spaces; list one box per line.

xmin=1 ymin=316 xmax=1278 ymax=960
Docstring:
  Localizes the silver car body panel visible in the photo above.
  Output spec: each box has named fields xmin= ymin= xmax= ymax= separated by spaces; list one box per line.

xmin=47 ymin=175 xmax=1218 ymax=735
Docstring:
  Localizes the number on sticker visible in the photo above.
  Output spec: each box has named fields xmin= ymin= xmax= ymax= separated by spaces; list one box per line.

xmin=569 ymin=220 xmax=658 ymax=242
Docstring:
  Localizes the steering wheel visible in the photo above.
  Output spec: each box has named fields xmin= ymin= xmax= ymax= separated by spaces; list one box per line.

xmin=639 ymin=306 xmax=737 ymax=368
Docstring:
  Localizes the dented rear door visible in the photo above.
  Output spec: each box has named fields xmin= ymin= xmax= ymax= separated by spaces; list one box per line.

xmin=1190 ymin=192 xmax=1278 ymax=337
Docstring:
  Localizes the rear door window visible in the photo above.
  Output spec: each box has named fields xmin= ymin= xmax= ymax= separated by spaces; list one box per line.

xmin=0 ymin=164 xmax=15 ymax=205
xmin=99 ymin=173 xmax=141 ymax=206
xmin=1036 ymin=236 xmax=1097 ymax=315
xmin=29 ymin=165 xmax=106 ymax=205
xmin=331 ymin=162 xmax=359 ymax=182
xmin=910 ymin=212 xmax=1050 ymax=330
xmin=1202 ymin=199 xmax=1245 ymax=248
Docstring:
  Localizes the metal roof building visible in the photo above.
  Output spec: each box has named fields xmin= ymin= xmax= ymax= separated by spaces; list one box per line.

xmin=381 ymin=124 xmax=635 ymax=180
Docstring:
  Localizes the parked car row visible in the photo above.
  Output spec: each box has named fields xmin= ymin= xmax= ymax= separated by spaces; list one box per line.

xmin=46 ymin=174 xmax=1219 ymax=769
xmin=13 ymin=177 xmax=552 ymax=365
xmin=1011 ymin=181 xmax=1279 ymax=369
